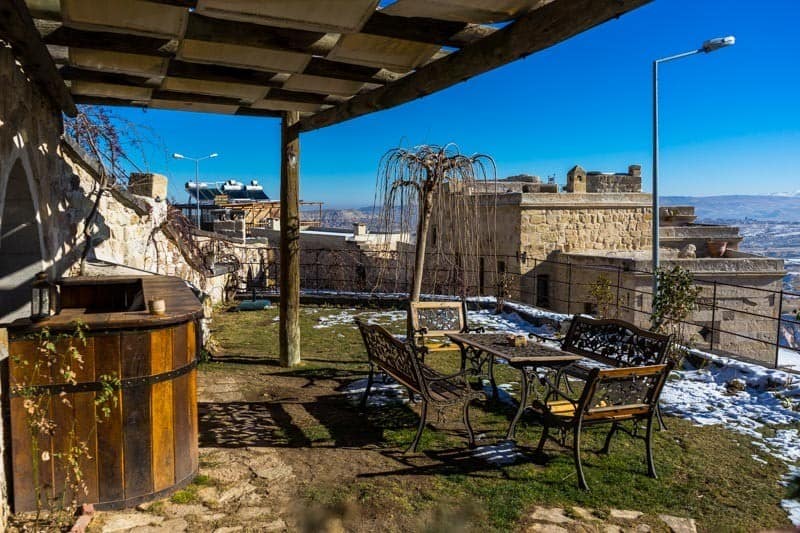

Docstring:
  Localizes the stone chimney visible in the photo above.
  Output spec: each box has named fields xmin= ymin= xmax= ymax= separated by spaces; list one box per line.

xmin=566 ymin=165 xmax=586 ymax=193
xmin=353 ymin=223 xmax=368 ymax=236
xmin=129 ymin=173 xmax=168 ymax=200
xmin=628 ymin=164 xmax=642 ymax=177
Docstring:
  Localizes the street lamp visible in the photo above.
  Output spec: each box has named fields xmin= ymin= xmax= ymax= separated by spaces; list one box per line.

xmin=173 ymin=152 xmax=218 ymax=228
xmin=651 ymin=35 xmax=735 ymax=306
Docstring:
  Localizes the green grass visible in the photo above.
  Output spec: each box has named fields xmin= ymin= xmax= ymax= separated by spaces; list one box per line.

xmin=210 ymin=305 xmax=794 ymax=532
xmin=169 ymin=475 xmax=214 ymax=505
xmin=170 ymin=486 xmax=199 ymax=505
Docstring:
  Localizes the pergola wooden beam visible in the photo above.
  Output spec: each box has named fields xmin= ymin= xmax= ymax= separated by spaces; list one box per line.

xmin=43 ymin=26 xmax=175 ymax=56
xmin=295 ymin=0 xmax=650 ymax=134
xmin=0 ymin=0 xmax=77 ymax=116
xmin=184 ymin=12 xmax=338 ymax=57
xmin=360 ymin=11 xmax=494 ymax=48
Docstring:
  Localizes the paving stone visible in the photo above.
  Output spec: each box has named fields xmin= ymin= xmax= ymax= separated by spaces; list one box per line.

xmin=197 ymin=486 xmax=220 ymax=505
xmin=609 ymin=509 xmax=643 ymax=521
xmin=530 ymin=507 xmax=574 ymax=524
xmin=211 ymin=391 xmax=247 ymax=403
xmin=100 ymin=513 xmax=164 ymax=532
xmin=161 ymin=503 xmax=207 ymax=518
xmin=571 ymin=506 xmax=601 ymax=522
xmin=246 ymin=452 xmax=294 ymax=482
xmin=603 ymin=526 xmax=623 ymax=533
xmin=659 ymin=515 xmax=697 ymax=533
xmin=636 ymin=525 xmax=652 ymax=532
xmin=260 ymin=518 xmax=287 ymax=531
xmin=218 ymin=482 xmax=257 ymax=503
xmin=236 ymin=506 xmax=273 ymax=520
xmin=203 ymin=462 xmax=252 ymax=484
xmin=128 ymin=518 xmax=188 ymax=533
xmin=239 ymin=490 xmax=267 ymax=506
xmin=213 ymin=527 xmax=243 ymax=533
xmin=526 ymin=524 xmax=570 ymax=533
xmin=199 ymin=512 xmax=227 ymax=522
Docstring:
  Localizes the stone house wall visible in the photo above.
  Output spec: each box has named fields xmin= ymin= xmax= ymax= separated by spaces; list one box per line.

xmin=426 ymin=192 xmax=651 ymax=299
xmin=497 ymin=193 xmax=651 ymax=300
xmin=586 ymin=174 xmax=642 ymax=193
xmin=0 ymin=42 xmax=241 ymax=524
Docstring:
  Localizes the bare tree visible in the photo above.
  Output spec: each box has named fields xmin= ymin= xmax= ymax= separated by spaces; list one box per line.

xmin=374 ymin=144 xmax=498 ymax=301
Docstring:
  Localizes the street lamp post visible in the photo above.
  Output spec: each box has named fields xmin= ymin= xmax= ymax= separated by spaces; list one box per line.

xmin=173 ymin=152 xmax=218 ymax=228
xmin=651 ymin=36 xmax=735 ymax=306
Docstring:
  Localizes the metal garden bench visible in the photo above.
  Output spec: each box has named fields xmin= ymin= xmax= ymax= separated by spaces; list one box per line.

xmin=355 ymin=318 xmax=482 ymax=452
xmin=536 ymin=315 xmax=672 ymax=387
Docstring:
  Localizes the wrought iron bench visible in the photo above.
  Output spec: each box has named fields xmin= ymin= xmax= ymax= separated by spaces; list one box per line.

xmin=531 ymin=363 xmax=673 ymax=490
xmin=537 ymin=316 xmax=672 ymax=385
xmin=355 ymin=318 xmax=482 ymax=452
xmin=408 ymin=300 xmax=483 ymax=358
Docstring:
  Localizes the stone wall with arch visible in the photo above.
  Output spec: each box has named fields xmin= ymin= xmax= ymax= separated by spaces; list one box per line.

xmin=0 ymin=42 xmax=244 ymax=525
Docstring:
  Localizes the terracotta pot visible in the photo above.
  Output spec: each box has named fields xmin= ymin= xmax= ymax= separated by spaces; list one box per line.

xmin=147 ymin=298 xmax=166 ymax=315
xmin=707 ymin=240 xmax=728 ymax=258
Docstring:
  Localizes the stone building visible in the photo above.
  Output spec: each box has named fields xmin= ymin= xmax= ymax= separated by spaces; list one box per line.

xmin=566 ymin=164 xmax=642 ymax=193
xmin=434 ymin=164 xmax=785 ymax=364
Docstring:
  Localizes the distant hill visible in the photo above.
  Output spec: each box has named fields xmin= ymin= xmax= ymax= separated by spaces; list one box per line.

xmin=319 ymin=195 xmax=800 ymax=229
xmin=662 ymin=195 xmax=800 ymax=223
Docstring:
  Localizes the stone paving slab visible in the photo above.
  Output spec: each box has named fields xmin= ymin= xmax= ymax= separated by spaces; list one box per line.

xmin=525 ymin=506 xmax=696 ymax=533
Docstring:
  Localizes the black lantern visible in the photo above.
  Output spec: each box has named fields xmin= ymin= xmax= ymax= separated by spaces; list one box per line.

xmin=30 ymin=272 xmax=53 ymax=322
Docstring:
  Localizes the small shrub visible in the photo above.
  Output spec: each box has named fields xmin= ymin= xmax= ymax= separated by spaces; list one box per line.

xmin=588 ymin=273 xmax=616 ymax=318
xmin=651 ymin=266 xmax=701 ymax=364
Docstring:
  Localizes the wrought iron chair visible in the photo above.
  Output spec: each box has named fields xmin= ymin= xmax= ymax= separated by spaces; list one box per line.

xmin=355 ymin=318 xmax=482 ymax=453
xmin=407 ymin=300 xmax=484 ymax=359
xmin=531 ymin=363 xmax=673 ymax=491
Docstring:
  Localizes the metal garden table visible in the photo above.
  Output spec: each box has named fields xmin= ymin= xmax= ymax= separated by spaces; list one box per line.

xmin=446 ymin=332 xmax=583 ymax=439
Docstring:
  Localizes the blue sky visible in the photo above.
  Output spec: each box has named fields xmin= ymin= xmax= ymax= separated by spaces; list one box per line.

xmin=109 ymin=0 xmax=800 ymax=208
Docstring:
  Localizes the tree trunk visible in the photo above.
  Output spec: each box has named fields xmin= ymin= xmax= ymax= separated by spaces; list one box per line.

xmin=410 ymin=186 xmax=434 ymax=302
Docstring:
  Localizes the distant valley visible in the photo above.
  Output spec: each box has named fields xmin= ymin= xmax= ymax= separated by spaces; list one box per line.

xmin=662 ymin=195 xmax=800 ymax=223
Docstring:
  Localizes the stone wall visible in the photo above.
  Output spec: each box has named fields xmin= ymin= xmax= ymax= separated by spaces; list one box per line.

xmin=567 ymin=165 xmax=642 ymax=193
xmin=0 ymin=42 xmax=241 ymax=524
xmin=586 ymin=173 xmax=642 ymax=193
xmin=428 ymin=192 xmax=651 ymax=299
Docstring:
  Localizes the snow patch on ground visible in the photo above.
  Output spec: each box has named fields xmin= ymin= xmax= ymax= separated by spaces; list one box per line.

xmin=779 ymin=348 xmax=800 ymax=372
xmin=472 ymin=440 xmax=527 ymax=466
xmin=342 ymin=377 xmax=410 ymax=407
xmin=313 ymin=309 xmax=406 ymax=329
xmin=481 ymin=380 xmax=517 ymax=408
xmin=653 ymin=348 xmax=800 ymax=524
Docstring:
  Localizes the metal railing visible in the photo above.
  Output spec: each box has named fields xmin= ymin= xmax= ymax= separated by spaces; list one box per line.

xmin=231 ymin=247 xmax=800 ymax=370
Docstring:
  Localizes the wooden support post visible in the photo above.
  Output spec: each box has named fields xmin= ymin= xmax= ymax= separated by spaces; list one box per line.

xmin=279 ymin=111 xmax=301 ymax=367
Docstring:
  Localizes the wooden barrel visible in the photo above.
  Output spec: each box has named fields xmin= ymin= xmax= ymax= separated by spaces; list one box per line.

xmin=8 ymin=320 xmax=199 ymax=511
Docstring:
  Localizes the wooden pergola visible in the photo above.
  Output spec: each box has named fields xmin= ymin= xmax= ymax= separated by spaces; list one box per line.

xmin=1 ymin=0 xmax=649 ymax=367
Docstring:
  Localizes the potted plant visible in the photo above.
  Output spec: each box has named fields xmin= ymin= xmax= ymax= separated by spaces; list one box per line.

xmin=706 ymin=240 xmax=728 ymax=258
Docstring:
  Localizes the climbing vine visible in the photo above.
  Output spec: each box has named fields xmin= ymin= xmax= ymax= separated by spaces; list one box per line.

xmin=10 ymin=322 xmax=119 ymax=531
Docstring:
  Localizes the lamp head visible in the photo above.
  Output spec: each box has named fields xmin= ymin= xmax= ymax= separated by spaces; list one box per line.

xmin=702 ymin=35 xmax=735 ymax=53
xmin=209 ymin=153 xmax=219 ymax=158
xmin=172 ymin=153 xmax=185 ymax=159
